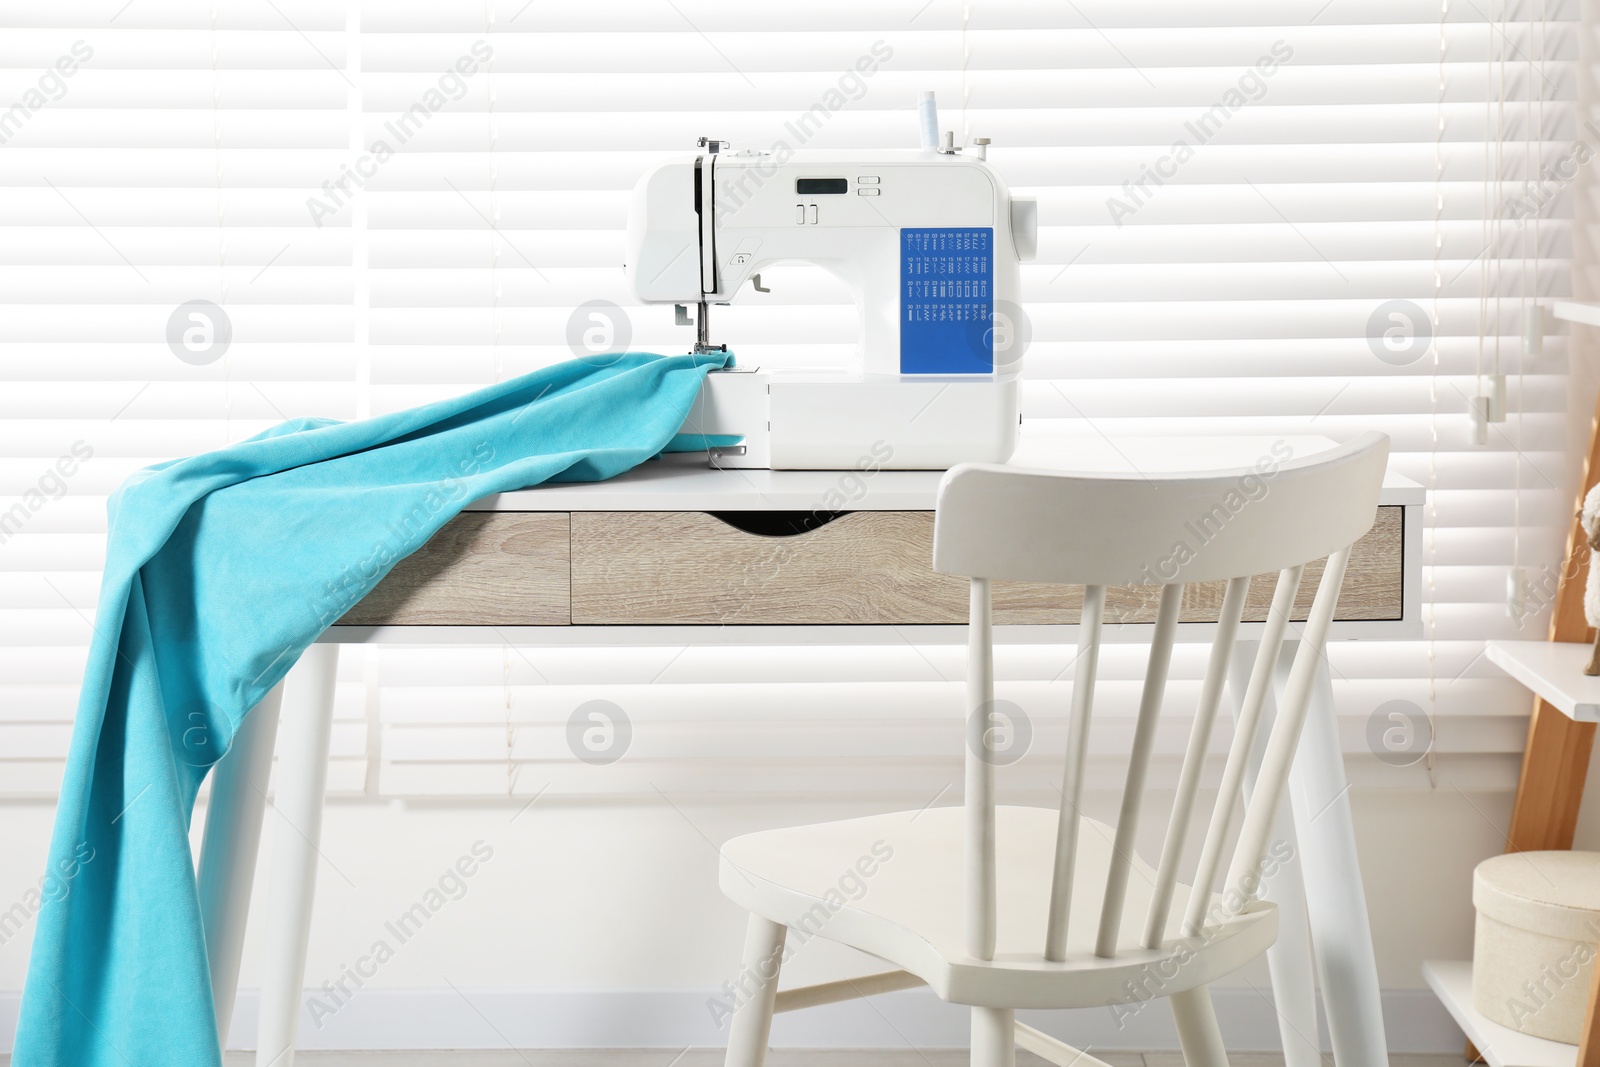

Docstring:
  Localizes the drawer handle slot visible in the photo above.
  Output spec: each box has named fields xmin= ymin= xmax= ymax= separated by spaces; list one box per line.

xmin=707 ymin=511 xmax=850 ymax=538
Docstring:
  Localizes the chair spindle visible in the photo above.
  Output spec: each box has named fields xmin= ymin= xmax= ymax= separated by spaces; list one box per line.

xmin=1143 ymin=574 xmax=1251 ymax=949
xmin=1183 ymin=564 xmax=1303 ymax=937
xmin=1096 ymin=583 xmax=1182 ymax=958
xmin=965 ymin=576 xmax=997 ymax=961
xmin=1044 ymin=584 xmax=1106 ymax=962
xmin=1225 ymin=547 xmax=1352 ymax=913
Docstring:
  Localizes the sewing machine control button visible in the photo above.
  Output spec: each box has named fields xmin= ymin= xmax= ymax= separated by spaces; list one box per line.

xmin=807 ymin=205 xmax=818 ymax=224
xmin=857 ymin=188 xmax=880 ymax=196
xmin=796 ymin=204 xmax=805 ymax=224
xmin=858 ymin=175 xmax=880 ymax=184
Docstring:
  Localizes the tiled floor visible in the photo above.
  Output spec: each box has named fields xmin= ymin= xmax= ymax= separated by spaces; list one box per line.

xmin=1 ymin=1055 xmax=1477 ymax=1066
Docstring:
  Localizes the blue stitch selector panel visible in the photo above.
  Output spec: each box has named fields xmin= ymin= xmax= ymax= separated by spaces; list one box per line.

xmin=900 ymin=226 xmax=995 ymax=375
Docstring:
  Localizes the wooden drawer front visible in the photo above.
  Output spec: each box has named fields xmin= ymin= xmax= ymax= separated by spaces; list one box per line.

xmin=571 ymin=511 xmax=960 ymax=624
xmin=340 ymin=505 xmax=1401 ymax=627
xmin=994 ymin=504 xmax=1403 ymax=624
xmin=338 ymin=512 xmax=570 ymax=626
xmin=571 ymin=507 xmax=1404 ymax=626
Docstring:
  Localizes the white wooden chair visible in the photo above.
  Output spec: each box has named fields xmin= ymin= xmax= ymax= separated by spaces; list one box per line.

xmin=717 ymin=432 xmax=1390 ymax=1066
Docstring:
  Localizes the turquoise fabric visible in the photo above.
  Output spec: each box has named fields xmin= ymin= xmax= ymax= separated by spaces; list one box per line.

xmin=12 ymin=352 xmax=732 ymax=1066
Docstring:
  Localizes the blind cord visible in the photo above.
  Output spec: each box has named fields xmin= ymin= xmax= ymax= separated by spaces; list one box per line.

xmin=210 ymin=1 xmax=230 ymax=444
xmin=1427 ymin=0 xmax=1449 ymax=783
xmin=487 ymin=2 xmax=502 ymax=383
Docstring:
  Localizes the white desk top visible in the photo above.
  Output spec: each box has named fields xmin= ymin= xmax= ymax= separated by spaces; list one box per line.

xmin=318 ymin=432 xmax=1423 ymax=644
xmin=1486 ymin=641 xmax=1600 ymax=722
xmin=470 ymin=434 xmax=1426 ymax=512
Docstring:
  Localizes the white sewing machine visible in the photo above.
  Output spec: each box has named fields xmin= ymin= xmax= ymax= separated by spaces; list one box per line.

xmin=624 ymin=104 xmax=1037 ymax=470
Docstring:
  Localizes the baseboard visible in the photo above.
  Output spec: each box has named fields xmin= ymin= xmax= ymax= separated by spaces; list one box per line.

xmin=0 ymin=985 xmax=1464 ymax=1053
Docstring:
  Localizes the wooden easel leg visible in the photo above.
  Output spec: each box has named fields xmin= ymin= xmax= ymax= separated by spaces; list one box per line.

xmin=1581 ymin=958 xmax=1600 ymax=1067
xmin=1507 ymin=698 xmax=1596 ymax=854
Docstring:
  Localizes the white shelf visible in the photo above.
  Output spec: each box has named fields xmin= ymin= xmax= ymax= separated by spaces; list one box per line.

xmin=1551 ymin=300 xmax=1600 ymax=328
xmin=1423 ymin=960 xmax=1578 ymax=1067
xmin=1485 ymin=641 xmax=1600 ymax=722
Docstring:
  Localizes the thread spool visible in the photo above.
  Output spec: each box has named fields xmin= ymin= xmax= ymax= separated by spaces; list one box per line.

xmin=918 ymin=91 xmax=939 ymax=150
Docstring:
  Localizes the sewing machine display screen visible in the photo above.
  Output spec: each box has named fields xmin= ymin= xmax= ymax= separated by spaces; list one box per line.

xmin=901 ymin=227 xmax=995 ymax=375
xmin=795 ymin=178 xmax=848 ymax=194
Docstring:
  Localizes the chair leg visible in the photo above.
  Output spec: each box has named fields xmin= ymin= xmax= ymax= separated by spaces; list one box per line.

xmin=971 ymin=1006 xmax=1015 ymax=1067
xmin=725 ymin=914 xmax=786 ymax=1067
xmin=1171 ymin=986 xmax=1230 ymax=1067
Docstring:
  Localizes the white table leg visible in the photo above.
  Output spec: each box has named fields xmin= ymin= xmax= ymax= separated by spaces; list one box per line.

xmin=255 ymin=643 xmax=339 ymax=1067
xmin=198 ymin=681 xmax=286 ymax=1048
xmin=1231 ymin=642 xmax=1321 ymax=1067
xmin=1287 ymin=655 xmax=1390 ymax=1067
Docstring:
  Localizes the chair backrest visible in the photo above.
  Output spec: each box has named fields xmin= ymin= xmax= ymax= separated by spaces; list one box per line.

xmin=932 ymin=432 xmax=1389 ymax=962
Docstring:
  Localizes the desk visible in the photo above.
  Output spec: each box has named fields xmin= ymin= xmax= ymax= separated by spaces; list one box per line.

xmin=199 ymin=434 xmax=1424 ymax=1065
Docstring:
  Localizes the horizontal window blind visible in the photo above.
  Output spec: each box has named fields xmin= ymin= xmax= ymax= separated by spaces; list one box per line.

xmin=0 ymin=0 xmax=1576 ymax=801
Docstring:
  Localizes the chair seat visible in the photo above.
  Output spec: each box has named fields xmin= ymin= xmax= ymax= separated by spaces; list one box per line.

xmin=719 ymin=804 xmax=1278 ymax=1010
